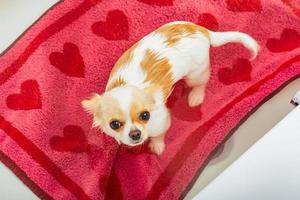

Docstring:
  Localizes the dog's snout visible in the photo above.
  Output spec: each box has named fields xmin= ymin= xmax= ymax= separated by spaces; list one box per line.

xmin=129 ymin=130 xmax=141 ymax=141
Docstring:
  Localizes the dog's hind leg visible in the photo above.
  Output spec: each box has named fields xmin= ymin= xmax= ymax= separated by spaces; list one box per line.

xmin=185 ymin=63 xmax=210 ymax=107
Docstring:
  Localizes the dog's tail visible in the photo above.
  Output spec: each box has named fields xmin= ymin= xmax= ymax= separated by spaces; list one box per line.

xmin=208 ymin=30 xmax=260 ymax=60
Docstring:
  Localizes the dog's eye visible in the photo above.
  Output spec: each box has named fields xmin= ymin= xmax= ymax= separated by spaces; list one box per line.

xmin=139 ymin=111 xmax=150 ymax=121
xmin=110 ymin=120 xmax=122 ymax=130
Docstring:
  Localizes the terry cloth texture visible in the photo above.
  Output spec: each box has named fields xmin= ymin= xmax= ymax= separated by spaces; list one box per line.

xmin=0 ymin=0 xmax=300 ymax=199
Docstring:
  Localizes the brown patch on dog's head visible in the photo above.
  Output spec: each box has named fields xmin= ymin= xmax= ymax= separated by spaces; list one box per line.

xmin=129 ymin=88 xmax=155 ymax=126
xmin=81 ymin=93 xmax=125 ymax=133
xmin=141 ymin=49 xmax=174 ymax=101
xmin=99 ymin=94 xmax=126 ymax=134
xmin=82 ymin=86 xmax=156 ymax=145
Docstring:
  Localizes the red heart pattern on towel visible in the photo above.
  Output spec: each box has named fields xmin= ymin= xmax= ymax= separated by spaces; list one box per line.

xmin=281 ymin=0 xmax=300 ymax=17
xmin=167 ymin=81 xmax=202 ymax=121
xmin=92 ymin=10 xmax=129 ymax=40
xmin=1 ymin=1 xmax=300 ymax=200
xmin=49 ymin=43 xmax=85 ymax=77
xmin=226 ymin=0 xmax=262 ymax=12
xmin=137 ymin=0 xmax=174 ymax=6
xmin=198 ymin=13 xmax=219 ymax=31
xmin=266 ymin=28 xmax=300 ymax=53
xmin=218 ymin=58 xmax=252 ymax=85
xmin=50 ymin=125 xmax=90 ymax=153
xmin=6 ymin=80 xmax=42 ymax=110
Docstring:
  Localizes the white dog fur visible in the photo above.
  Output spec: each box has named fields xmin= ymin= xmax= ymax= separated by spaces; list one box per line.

xmin=82 ymin=21 xmax=259 ymax=155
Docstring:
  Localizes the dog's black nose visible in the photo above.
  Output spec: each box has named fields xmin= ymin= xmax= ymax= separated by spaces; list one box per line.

xmin=129 ymin=130 xmax=141 ymax=141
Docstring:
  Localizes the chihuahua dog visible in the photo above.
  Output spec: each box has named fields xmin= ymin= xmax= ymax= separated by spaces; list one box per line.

xmin=82 ymin=21 xmax=259 ymax=155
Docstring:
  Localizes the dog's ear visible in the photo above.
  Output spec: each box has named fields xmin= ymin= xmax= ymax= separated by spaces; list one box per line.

xmin=81 ymin=93 xmax=101 ymax=115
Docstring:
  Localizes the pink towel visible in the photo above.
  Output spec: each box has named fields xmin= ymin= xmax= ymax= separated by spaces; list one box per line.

xmin=0 ymin=0 xmax=300 ymax=199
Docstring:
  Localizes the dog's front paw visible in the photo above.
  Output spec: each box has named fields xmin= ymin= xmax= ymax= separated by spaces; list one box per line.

xmin=188 ymin=86 xmax=205 ymax=107
xmin=149 ymin=139 xmax=165 ymax=155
